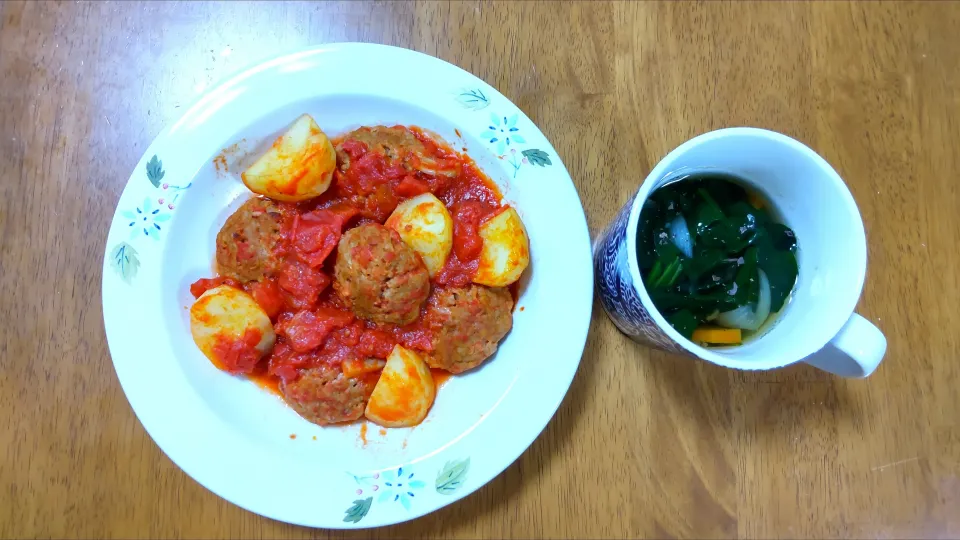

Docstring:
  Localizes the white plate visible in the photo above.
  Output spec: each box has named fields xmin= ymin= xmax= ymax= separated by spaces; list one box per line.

xmin=101 ymin=43 xmax=592 ymax=529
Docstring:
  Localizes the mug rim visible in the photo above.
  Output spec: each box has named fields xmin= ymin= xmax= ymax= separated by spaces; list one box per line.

xmin=625 ymin=127 xmax=867 ymax=370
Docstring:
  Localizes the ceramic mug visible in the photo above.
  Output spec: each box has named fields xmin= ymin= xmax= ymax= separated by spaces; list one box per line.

xmin=594 ymin=127 xmax=886 ymax=377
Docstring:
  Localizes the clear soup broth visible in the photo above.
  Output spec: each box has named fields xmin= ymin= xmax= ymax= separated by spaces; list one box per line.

xmin=636 ymin=172 xmax=799 ymax=347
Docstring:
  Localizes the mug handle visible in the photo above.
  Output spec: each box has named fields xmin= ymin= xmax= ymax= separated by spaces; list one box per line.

xmin=802 ymin=313 xmax=887 ymax=378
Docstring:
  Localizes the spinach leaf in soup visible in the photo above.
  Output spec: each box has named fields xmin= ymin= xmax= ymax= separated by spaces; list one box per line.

xmin=636 ymin=174 xmax=799 ymax=345
xmin=636 ymin=199 xmax=660 ymax=271
xmin=754 ymin=231 xmax=798 ymax=313
xmin=666 ymin=309 xmax=699 ymax=340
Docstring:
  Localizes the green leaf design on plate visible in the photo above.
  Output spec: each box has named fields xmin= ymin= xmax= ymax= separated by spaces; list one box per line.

xmin=435 ymin=458 xmax=470 ymax=495
xmin=342 ymin=496 xmax=373 ymax=523
xmin=109 ymin=242 xmax=140 ymax=283
xmin=455 ymin=88 xmax=490 ymax=111
xmin=521 ymin=149 xmax=552 ymax=167
xmin=146 ymin=155 xmax=165 ymax=187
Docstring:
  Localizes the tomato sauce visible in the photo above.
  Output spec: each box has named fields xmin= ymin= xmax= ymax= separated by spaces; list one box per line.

xmin=211 ymin=328 xmax=263 ymax=374
xmin=431 ymin=368 xmax=452 ymax=388
xmin=248 ymin=365 xmax=281 ymax=394
xmin=190 ymin=276 xmax=243 ymax=298
xmin=193 ymin=125 xmax=509 ymax=395
xmin=358 ymin=423 xmax=369 ymax=446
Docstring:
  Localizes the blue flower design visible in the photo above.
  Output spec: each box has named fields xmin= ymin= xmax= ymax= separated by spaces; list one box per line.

xmin=480 ymin=113 xmax=526 ymax=155
xmin=376 ymin=466 xmax=426 ymax=511
xmin=122 ymin=197 xmax=171 ymax=241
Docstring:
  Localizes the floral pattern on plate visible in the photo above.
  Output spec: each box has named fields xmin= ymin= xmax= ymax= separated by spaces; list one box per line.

xmin=343 ymin=458 xmax=470 ymax=523
xmin=108 ymin=155 xmax=190 ymax=283
xmin=475 ymin=112 xmax=553 ymax=178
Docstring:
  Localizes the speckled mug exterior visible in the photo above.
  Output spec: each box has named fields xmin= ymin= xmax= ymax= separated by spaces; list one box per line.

xmin=593 ymin=190 xmax=689 ymax=356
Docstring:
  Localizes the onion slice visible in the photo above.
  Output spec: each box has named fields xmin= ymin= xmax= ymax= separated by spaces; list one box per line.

xmin=668 ymin=214 xmax=693 ymax=258
xmin=715 ymin=269 xmax=771 ymax=331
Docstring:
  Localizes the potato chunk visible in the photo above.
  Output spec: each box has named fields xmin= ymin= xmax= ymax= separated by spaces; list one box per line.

xmin=190 ymin=285 xmax=275 ymax=374
xmin=384 ymin=193 xmax=453 ymax=277
xmin=364 ymin=345 xmax=436 ymax=428
xmin=241 ymin=114 xmax=336 ymax=202
xmin=341 ymin=358 xmax=386 ymax=379
xmin=472 ymin=207 xmax=530 ymax=287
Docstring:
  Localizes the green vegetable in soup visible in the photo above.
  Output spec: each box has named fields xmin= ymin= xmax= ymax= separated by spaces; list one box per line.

xmin=636 ymin=174 xmax=799 ymax=343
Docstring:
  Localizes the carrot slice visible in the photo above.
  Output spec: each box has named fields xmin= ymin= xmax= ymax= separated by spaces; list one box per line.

xmin=747 ymin=190 xmax=766 ymax=209
xmin=691 ymin=326 xmax=742 ymax=345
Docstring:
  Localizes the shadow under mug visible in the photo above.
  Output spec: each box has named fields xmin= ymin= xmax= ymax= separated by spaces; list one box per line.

xmin=594 ymin=127 xmax=886 ymax=377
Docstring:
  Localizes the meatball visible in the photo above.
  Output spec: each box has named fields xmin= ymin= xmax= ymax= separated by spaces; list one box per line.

xmin=334 ymin=223 xmax=431 ymax=325
xmin=335 ymin=125 xmax=427 ymax=171
xmin=333 ymin=126 xmax=459 ymax=221
xmin=280 ymin=365 xmax=374 ymax=425
xmin=422 ymin=285 xmax=514 ymax=374
xmin=216 ymin=198 xmax=284 ymax=282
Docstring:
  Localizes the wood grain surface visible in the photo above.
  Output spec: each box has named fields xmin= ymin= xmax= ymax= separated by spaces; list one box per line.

xmin=1 ymin=1 xmax=958 ymax=538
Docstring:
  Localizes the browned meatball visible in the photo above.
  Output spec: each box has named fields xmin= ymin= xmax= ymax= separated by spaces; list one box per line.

xmin=337 ymin=125 xmax=459 ymax=178
xmin=216 ymin=198 xmax=284 ymax=282
xmin=333 ymin=127 xmax=460 ymax=221
xmin=334 ymin=223 xmax=431 ymax=325
xmin=422 ymin=285 xmax=514 ymax=374
xmin=279 ymin=365 xmax=374 ymax=425
xmin=335 ymin=126 xmax=427 ymax=171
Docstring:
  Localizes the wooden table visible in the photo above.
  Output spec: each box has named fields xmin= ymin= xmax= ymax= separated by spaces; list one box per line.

xmin=2 ymin=1 xmax=958 ymax=538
